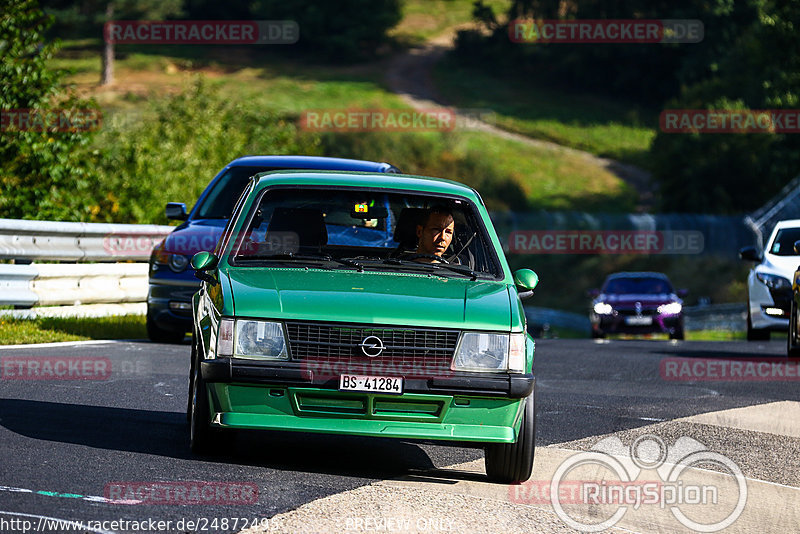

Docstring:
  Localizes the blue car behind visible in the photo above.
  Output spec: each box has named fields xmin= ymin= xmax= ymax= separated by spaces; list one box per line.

xmin=147 ymin=155 xmax=400 ymax=342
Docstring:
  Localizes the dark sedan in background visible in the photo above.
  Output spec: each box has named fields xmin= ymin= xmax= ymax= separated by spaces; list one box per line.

xmin=589 ymin=272 xmax=686 ymax=340
xmin=147 ymin=155 xmax=400 ymax=343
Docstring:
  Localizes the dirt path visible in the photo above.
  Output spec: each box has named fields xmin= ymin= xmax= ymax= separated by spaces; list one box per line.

xmin=384 ymin=31 xmax=655 ymax=210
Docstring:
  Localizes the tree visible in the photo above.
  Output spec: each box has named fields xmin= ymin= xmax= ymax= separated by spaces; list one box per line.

xmin=41 ymin=0 xmax=182 ymax=85
xmin=0 ymin=0 xmax=101 ymax=220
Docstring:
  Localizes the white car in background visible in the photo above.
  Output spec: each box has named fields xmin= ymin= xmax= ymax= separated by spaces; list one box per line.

xmin=740 ymin=219 xmax=800 ymax=340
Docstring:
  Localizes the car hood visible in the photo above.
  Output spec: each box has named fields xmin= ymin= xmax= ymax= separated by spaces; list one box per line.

xmin=163 ymin=219 xmax=226 ymax=256
xmin=227 ymin=269 xmax=513 ymax=330
xmin=598 ymin=294 xmax=680 ymax=308
xmin=761 ymin=254 xmax=800 ymax=278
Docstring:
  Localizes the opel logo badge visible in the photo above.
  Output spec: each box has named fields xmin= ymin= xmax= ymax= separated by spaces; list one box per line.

xmin=358 ymin=335 xmax=384 ymax=358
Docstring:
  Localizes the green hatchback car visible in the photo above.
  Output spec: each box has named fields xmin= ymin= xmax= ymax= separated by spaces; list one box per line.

xmin=189 ymin=170 xmax=539 ymax=482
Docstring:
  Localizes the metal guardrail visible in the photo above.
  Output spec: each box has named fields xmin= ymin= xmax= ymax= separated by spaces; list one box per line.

xmin=683 ymin=303 xmax=747 ymax=331
xmin=0 ymin=218 xmax=173 ymax=308
xmin=0 ymin=218 xmax=172 ymax=262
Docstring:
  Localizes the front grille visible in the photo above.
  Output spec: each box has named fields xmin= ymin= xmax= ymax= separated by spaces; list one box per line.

xmin=285 ymin=321 xmax=459 ymax=377
xmin=616 ymin=309 xmax=658 ymax=317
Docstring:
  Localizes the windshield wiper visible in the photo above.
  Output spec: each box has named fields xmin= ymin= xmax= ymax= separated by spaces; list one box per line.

xmin=236 ymin=252 xmax=363 ymax=272
xmin=381 ymin=258 xmax=478 ymax=280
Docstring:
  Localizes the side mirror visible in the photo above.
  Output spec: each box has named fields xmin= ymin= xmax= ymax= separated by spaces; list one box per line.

xmin=587 ymin=288 xmax=600 ymax=298
xmin=794 ymin=240 xmax=800 ymax=254
xmin=191 ymin=251 xmax=218 ymax=285
xmin=739 ymin=246 xmax=762 ymax=262
xmin=677 ymin=288 xmax=689 ymax=297
xmin=166 ymin=202 xmax=188 ymax=221
xmin=513 ymin=269 xmax=538 ymax=300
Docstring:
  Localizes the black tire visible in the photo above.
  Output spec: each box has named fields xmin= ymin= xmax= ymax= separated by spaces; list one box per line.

xmin=788 ymin=301 xmax=800 ymax=359
xmin=187 ymin=337 xmax=197 ymax=422
xmin=485 ymin=393 xmax=536 ymax=483
xmin=189 ymin=360 xmax=225 ymax=455
xmin=746 ymin=309 xmax=770 ymax=341
xmin=591 ymin=329 xmax=605 ymax=339
xmin=147 ymin=314 xmax=186 ymax=344
xmin=669 ymin=327 xmax=685 ymax=341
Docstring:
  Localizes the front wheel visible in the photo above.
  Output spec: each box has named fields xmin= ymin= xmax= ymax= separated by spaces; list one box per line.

xmin=485 ymin=393 xmax=536 ymax=483
xmin=189 ymin=364 xmax=225 ymax=455
xmin=147 ymin=314 xmax=186 ymax=344
xmin=746 ymin=308 xmax=770 ymax=341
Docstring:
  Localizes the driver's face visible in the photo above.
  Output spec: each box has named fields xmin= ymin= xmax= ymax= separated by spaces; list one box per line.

xmin=416 ymin=212 xmax=455 ymax=257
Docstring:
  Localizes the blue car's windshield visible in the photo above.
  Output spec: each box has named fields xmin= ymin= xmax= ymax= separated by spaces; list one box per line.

xmin=194 ymin=166 xmax=281 ymax=219
xmin=603 ymin=277 xmax=673 ymax=295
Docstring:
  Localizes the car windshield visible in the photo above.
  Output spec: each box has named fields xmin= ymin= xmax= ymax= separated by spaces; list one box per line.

xmin=603 ymin=277 xmax=673 ymax=295
xmin=194 ymin=166 xmax=281 ymax=219
xmin=769 ymin=228 xmax=800 ymax=256
xmin=229 ymin=187 xmax=501 ymax=278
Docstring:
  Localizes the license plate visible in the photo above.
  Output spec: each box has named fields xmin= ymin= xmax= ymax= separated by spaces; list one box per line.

xmin=626 ymin=316 xmax=653 ymax=325
xmin=339 ymin=374 xmax=403 ymax=394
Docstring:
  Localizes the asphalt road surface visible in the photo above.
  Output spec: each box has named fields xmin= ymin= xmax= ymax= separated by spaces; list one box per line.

xmin=1 ymin=337 xmax=798 ymax=533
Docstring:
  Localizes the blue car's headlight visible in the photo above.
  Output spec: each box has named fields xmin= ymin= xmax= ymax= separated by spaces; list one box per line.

xmin=756 ymin=273 xmax=791 ymax=290
xmin=234 ymin=320 xmax=288 ymax=360
xmin=657 ymin=302 xmax=682 ymax=315
xmin=593 ymin=302 xmax=613 ymax=315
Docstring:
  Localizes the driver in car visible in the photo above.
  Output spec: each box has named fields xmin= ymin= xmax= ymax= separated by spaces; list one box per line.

xmin=414 ymin=206 xmax=455 ymax=263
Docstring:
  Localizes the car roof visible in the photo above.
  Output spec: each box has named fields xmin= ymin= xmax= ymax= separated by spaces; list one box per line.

xmin=251 ymin=170 xmax=485 ymax=204
xmin=228 ymin=155 xmax=398 ymax=173
xmin=605 ymin=271 xmax=670 ymax=280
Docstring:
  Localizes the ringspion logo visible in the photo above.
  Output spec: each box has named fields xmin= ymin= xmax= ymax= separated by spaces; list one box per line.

xmin=536 ymin=434 xmax=747 ymax=532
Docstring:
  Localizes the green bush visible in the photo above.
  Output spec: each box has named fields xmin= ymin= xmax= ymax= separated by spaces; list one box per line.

xmin=90 ymin=78 xmax=321 ymax=223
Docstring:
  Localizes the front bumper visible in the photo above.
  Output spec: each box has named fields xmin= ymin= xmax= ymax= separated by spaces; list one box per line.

xmin=200 ymin=359 xmax=534 ymax=443
xmin=592 ymin=314 xmax=683 ymax=335
xmin=147 ymin=277 xmax=200 ymax=331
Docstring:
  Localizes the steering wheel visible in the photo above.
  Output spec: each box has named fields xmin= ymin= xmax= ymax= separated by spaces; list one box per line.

xmin=403 ymin=253 xmax=450 ymax=264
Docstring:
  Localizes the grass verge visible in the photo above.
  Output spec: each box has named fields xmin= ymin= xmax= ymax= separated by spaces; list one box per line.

xmin=0 ymin=315 xmax=146 ymax=345
xmin=433 ymin=57 xmax=657 ymax=168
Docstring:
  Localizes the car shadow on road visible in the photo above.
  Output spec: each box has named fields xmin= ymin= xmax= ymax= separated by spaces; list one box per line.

xmin=0 ymin=398 xmax=473 ymax=481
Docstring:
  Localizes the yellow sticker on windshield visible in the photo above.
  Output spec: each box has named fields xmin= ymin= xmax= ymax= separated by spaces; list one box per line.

xmin=354 ymin=203 xmax=368 ymax=213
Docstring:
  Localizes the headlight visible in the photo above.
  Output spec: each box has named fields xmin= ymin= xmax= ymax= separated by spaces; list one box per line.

xmin=234 ymin=320 xmax=288 ymax=360
xmin=756 ymin=272 xmax=791 ymax=290
xmin=168 ymin=253 xmax=189 ymax=272
xmin=593 ymin=302 xmax=613 ymax=315
xmin=657 ymin=302 xmax=682 ymax=315
xmin=152 ymin=248 xmax=189 ymax=273
xmin=452 ymin=332 xmax=526 ymax=373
